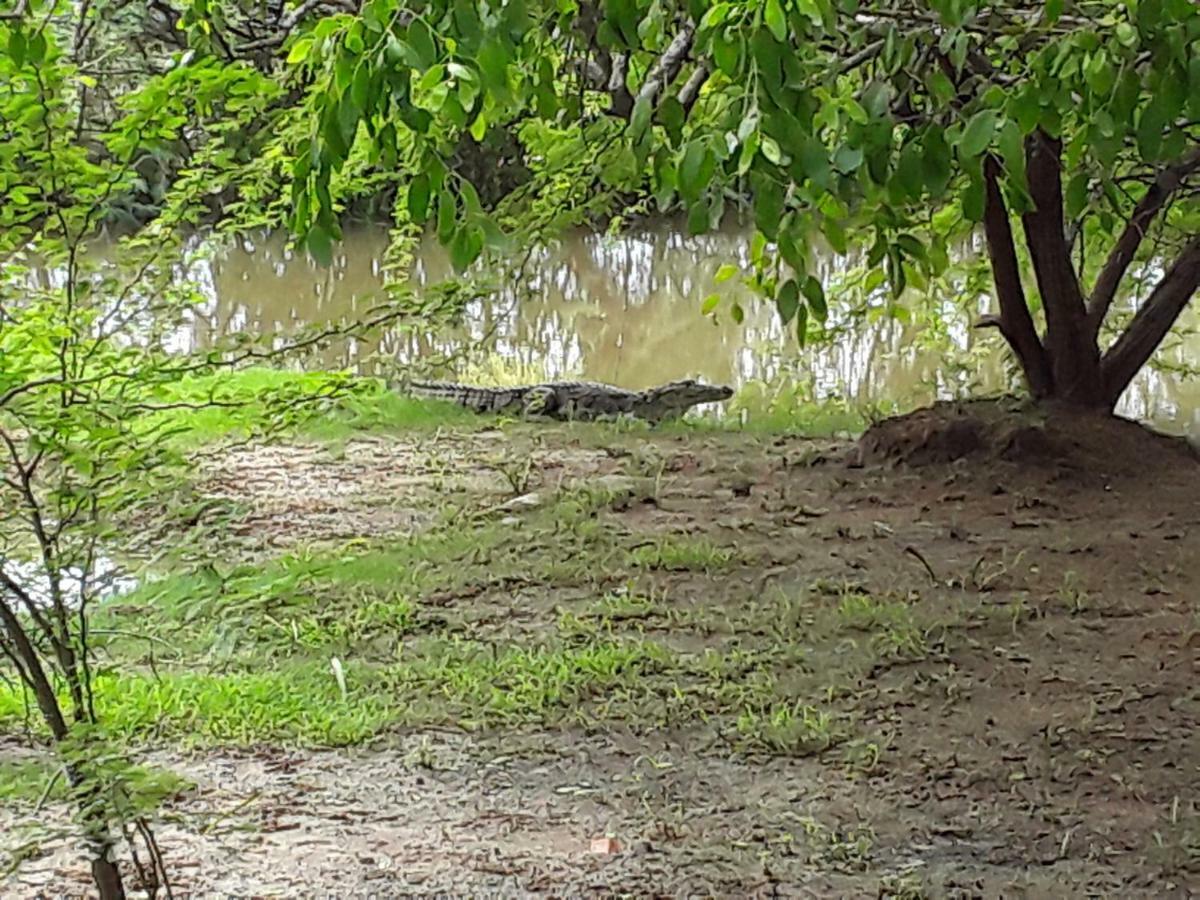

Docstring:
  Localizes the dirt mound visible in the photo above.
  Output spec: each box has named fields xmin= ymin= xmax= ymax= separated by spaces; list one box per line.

xmin=855 ymin=398 xmax=1199 ymax=475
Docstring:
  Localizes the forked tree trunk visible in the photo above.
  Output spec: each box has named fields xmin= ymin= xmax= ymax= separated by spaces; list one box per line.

xmin=980 ymin=132 xmax=1200 ymax=413
xmin=0 ymin=599 xmax=127 ymax=899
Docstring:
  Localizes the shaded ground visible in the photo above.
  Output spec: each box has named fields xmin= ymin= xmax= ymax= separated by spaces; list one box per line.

xmin=3 ymin=409 xmax=1200 ymax=897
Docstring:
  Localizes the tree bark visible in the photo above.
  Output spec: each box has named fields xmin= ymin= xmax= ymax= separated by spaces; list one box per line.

xmin=981 ymin=155 xmax=1053 ymax=398
xmin=1087 ymin=145 xmax=1200 ymax=337
xmin=89 ymin=850 xmax=126 ymax=899
xmin=1101 ymin=235 xmax=1200 ymax=405
xmin=1020 ymin=130 xmax=1106 ymax=407
xmin=1 ymin=595 xmax=127 ymax=898
xmin=633 ymin=21 xmax=697 ymax=109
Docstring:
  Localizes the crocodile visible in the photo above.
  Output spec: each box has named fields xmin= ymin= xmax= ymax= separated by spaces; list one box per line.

xmin=402 ymin=378 xmax=734 ymax=423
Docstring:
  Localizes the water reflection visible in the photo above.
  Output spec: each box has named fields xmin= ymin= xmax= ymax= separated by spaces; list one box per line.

xmin=2 ymin=556 xmax=137 ymax=611
xmin=167 ymin=222 xmax=1199 ymax=437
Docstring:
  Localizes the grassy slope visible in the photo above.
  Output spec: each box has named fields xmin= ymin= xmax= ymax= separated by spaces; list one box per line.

xmin=0 ymin=369 xmax=885 ymax=761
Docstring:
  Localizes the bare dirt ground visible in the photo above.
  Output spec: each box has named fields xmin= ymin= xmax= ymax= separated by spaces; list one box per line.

xmin=4 ymin=405 xmax=1200 ymax=898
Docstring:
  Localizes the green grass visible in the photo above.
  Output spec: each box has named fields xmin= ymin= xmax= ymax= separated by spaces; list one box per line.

xmin=146 ymin=367 xmax=478 ymax=447
xmin=0 ymin=392 xmax=928 ymax=755
xmin=0 ymin=640 xmax=673 ymax=745
xmin=0 ymin=758 xmax=63 ymax=806
xmin=0 ymin=500 xmax=866 ymax=750
xmin=735 ymin=701 xmax=841 ymax=755
xmin=834 ymin=592 xmax=933 ymax=662
xmin=724 ymin=379 xmax=884 ymax=437
xmin=628 ymin=536 xmax=741 ymax=572
xmin=147 ymin=367 xmax=897 ymax=450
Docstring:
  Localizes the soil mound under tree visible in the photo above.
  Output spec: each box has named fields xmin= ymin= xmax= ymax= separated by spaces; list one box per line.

xmin=855 ymin=398 xmax=1199 ymax=477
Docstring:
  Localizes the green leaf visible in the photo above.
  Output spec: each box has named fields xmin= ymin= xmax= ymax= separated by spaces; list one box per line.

xmin=730 ymin=302 xmax=746 ymax=324
xmin=436 ymin=189 xmax=456 ymax=242
xmin=927 ymin=70 xmax=956 ymax=105
xmin=407 ymin=20 xmax=438 ymax=69
xmin=921 ymin=129 xmax=952 ymax=197
xmin=886 ymin=247 xmax=907 ymax=298
xmin=1189 ymin=54 xmax=1200 ymax=118
xmin=630 ymin=96 xmax=653 ymax=140
xmin=752 ymin=173 xmax=785 ymax=240
xmin=1084 ymin=49 xmax=1115 ymax=97
xmin=961 ymin=163 xmax=986 ymax=222
xmin=1010 ymin=86 xmax=1041 ymax=134
xmin=658 ymin=97 xmax=686 ymax=145
xmin=1136 ymin=97 xmax=1167 ymax=161
xmin=8 ymin=29 xmax=26 ymax=68
xmin=477 ymin=39 xmax=512 ymax=101
xmin=821 ymin=216 xmax=847 ymax=254
xmin=996 ymin=118 xmax=1025 ymax=179
xmin=714 ymin=263 xmax=739 ymax=284
xmin=779 ymin=222 xmax=808 ymax=275
xmin=287 ymin=37 xmax=313 ymax=64
xmin=795 ymin=135 xmax=832 ymax=189
xmin=1045 ymin=0 xmax=1063 ymax=23
xmin=26 ymin=29 xmax=45 ymax=64
xmin=894 ymin=142 xmax=923 ymax=200
xmin=860 ymin=81 xmax=891 ymax=118
xmin=760 ymin=134 xmax=783 ymax=165
xmin=407 ymin=174 xmax=431 ymax=224
xmin=794 ymin=303 xmax=808 ymax=347
xmin=449 ymin=223 xmax=484 ymax=272
xmin=678 ymin=140 xmax=714 ymax=202
xmin=712 ymin=29 xmax=742 ymax=76
xmin=957 ymin=109 xmax=998 ymax=158
xmin=776 ymin=279 xmax=800 ymax=324
xmin=352 ymin=64 xmax=371 ymax=112
xmin=469 ymin=110 xmax=488 ymax=140
xmin=306 ymin=225 xmax=334 ymax=266
xmin=1064 ymin=173 xmax=1089 ymax=219
xmin=738 ymin=132 xmax=760 ymax=174
xmin=802 ymin=276 xmax=827 ymax=322
xmin=764 ymin=0 xmax=787 ymax=42
xmin=833 ymin=144 xmax=864 ymax=173
xmin=701 ymin=293 xmax=721 ymax=315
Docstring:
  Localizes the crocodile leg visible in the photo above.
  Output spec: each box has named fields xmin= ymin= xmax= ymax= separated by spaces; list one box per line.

xmin=522 ymin=385 xmax=561 ymax=419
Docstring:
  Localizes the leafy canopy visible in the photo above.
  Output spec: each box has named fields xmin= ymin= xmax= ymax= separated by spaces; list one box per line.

xmin=277 ymin=0 xmax=1197 ymax=346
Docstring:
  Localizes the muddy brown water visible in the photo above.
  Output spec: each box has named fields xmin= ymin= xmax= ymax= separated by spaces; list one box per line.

xmin=156 ymin=220 xmax=1200 ymax=438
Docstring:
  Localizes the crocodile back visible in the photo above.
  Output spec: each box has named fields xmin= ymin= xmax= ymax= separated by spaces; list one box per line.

xmin=404 ymin=378 xmax=731 ymax=421
xmin=407 ymin=379 xmax=528 ymax=413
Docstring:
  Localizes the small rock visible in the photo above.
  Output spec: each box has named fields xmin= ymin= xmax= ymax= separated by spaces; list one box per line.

xmin=499 ymin=492 xmax=543 ymax=511
xmin=590 ymin=836 xmax=620 ymax=855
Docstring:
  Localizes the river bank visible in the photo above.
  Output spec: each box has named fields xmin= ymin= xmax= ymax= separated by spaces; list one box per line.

xmin=3 ymin=401 xmax=1197 ymax=895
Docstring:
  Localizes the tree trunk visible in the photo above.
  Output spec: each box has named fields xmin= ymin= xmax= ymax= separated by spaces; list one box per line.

xmin=1101 ymin=235 xmax=1200 ymax=405
xmin=975 ymin=133 xmax=1198 ymax=416
xmin=0 ymin=599 xmax=128 ymax=898
xmin=1020 ymin=131 xmax=1107 ymax=409
xmin=90 ymin=853 xmax=126 ymax=900
xmin=980 ymin=155 xmax=1053 ymax=399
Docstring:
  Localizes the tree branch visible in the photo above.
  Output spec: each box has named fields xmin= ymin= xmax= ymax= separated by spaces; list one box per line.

xmin=0 ymin=0 xmax=29 ymax=20
xmin=1101 ymin=235 xmax=1200 ymax=405
xmin=1087 ymin=144 xmax=1200 ymax=336
xmin=607 ymin=53 xmax=633 ymax=117
xmin=633 ymin=20 xmax=696 ymax=110
xmin=981 ymin=155 xmax=1053 ymax=398
xmin=677 ymin=64 xmax=709 ymax=115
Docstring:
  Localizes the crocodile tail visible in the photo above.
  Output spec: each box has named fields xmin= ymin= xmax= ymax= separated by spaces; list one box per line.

xmin=407 ymin=379 xmax=470 ymax=399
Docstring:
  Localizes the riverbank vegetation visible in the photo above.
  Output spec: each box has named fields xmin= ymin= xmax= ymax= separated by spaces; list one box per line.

xmin=2 ymin=0 xmax=1198 ymax=896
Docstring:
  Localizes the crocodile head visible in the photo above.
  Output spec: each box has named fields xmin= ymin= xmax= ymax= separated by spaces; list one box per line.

xmin=640 ymin=379 xmax=735 ymax=417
